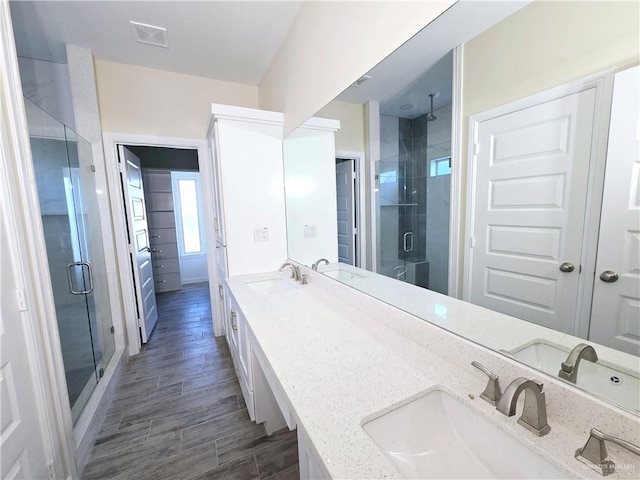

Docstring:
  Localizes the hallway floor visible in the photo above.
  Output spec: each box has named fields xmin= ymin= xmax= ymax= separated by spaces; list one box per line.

xmin=82 ymin=283 xmax=298 ymax=480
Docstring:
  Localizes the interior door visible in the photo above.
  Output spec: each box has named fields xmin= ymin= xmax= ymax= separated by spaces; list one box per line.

xmin=119 ymin=146 xmax=158 ymax=343
xmin=469 ymin=88 xmax=597 ymax=333
xmin=1 ymin=164 xmax=50 ymax=480
xmin=589 ymin=66 xmax=640 ymax=356
xmin=336 ymin=159 xmax=356 ymax=265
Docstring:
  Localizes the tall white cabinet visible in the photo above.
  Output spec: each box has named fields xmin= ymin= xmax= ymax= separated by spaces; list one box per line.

xmin=207 ymin=104 xmax=288 ymax=337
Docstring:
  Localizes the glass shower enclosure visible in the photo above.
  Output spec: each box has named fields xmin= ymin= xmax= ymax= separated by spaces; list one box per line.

xmin=24 ymin=98 xmax=115 ymax=423
xmin=376 ymin=111 xmax=451 ymax=295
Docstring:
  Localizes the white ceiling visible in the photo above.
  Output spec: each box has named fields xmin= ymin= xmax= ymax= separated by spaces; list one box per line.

xmin=337 ymin=0 xmax=532 ymax=117
xmin=10 ymin=0 xmax=532 ymax=113
xmin=10 ymin=0 xmax=303 ymax=85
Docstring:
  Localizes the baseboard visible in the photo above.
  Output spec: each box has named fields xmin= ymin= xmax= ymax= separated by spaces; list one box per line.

xmin=74 ymin=348 xmax=127 ymax=476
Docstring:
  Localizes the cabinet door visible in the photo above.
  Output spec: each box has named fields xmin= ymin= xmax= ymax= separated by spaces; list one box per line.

xmin=209 ymin=133 xmax=226 ymax=246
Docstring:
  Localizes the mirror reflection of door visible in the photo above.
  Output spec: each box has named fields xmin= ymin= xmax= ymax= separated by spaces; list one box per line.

xmin=589 ymin=66 xmax=640 ymax=356
xmin=336 ymin=158 xmax=356 ymax=266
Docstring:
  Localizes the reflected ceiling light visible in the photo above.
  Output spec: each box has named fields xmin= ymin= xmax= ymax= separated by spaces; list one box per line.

xmin=400 ymin=104 xmax=414 ymax=110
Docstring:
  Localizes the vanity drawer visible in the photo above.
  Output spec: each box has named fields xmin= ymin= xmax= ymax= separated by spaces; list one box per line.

xmin=151 ymin=243 xmax=178 ymax=260
xmin=154 ymin=272 xmax=181 ymax=292
xmin=153 ymin=258 xmax=180 ymax=274
xmin=146 ymin=192 xmax=173 ymax=211
xmin=143 ymin=170 xmax=172 ymax=192
xmin=149 ymin=228 xmax=177 ymax=245
xmin=148 ymin=211 xmax=175 ymax=229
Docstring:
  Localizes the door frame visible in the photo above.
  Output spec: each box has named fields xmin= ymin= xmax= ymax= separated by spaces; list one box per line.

xmin=1 ymin=1 xmax=76 ymax=476
xmin=102 ymin=133 xmax=213 ymax=355
xmin=463 ymin=70 xmax=614 ymax=337
xmin=336 ymin=150 xmax=366 ymax=268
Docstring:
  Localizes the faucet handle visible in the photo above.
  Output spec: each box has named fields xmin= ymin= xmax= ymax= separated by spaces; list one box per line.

xmin=471 ymin=361 xmax=502 ymax=405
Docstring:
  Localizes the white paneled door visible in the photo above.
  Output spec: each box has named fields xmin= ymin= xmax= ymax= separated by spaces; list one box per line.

xmin=0 ymin=213 xmax=50 ymax=480
xmin=469 ymin=88 xmax=597 ymax=333
xmin=336 ymin=159 xmax=356 ymax=265
xmin=119 ymin=146 xmax=158 ymax=343
xmin=589 ymin=66 xmax=640 ymax=356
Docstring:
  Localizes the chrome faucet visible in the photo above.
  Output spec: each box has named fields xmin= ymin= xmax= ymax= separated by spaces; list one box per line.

xmin=311 ymin=258 xmax=330 ymax=271
xmin=279 ymin=262 xmax=301 ymax=282
xmin=575 ymin=428 xmax=640 ymax=476
xmin=559 ymin=343 xmax=598 ymax=383
xmin=496 ymin=377 xmax=551 ymax=436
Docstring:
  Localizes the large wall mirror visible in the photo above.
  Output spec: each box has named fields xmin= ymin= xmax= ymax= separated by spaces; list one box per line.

xmin=283 ymin=0 xmax=640 ymax=415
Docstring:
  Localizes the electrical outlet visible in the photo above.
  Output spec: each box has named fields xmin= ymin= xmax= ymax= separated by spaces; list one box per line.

xmin=304 ymin=224 xmax=317 ymax=238
xmin=254 ymin=227 xmax=269 ymax=242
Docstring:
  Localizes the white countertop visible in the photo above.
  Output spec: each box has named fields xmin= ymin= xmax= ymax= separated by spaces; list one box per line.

xmin=317 ymin=264 xmax=640 ymax=380
xmin=225 ymin=270 xmax=640 ymax=479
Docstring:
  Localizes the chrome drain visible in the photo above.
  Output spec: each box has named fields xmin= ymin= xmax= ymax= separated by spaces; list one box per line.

xmin=609 ymin=375 xmax=622 ymax=385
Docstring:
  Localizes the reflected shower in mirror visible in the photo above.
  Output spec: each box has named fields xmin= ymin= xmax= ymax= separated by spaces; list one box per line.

xmin=282 ymin=0 xmax=640 ymax=415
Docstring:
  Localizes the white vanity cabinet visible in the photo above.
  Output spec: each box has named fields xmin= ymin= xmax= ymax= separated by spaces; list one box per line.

xmin=226 ymin=292 xmax=254 ymax=420
xmin=224 ymin=285 xmax=292 ymax=435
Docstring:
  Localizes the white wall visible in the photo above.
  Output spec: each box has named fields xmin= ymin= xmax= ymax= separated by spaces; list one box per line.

xmin=315 ymin=100 xmax=364 ymax=153
xmin=259 ymin=0 xmax=456 ymax=134
xmin=95 ymin=59 xmax=260 ymax=138
xmin=284 ymin=122 xmax=340 ymax=266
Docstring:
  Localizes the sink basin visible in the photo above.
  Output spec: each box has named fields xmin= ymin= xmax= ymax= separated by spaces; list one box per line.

xmin=246 ymin=277 xmax=298 ymax=295
xmin=510 ymin=341 xmax=640 ymax=413
xmin=323 ymin=269 xmax=366 ymax=282
xmin=362 ymin=389 xmax=568 ymax=479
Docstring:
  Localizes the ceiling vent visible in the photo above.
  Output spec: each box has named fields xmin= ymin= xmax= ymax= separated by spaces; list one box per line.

xmin=350 ymin=75 xmax=372 ymax=88
xmin=130 ymin=21 xmax=169 ymax=48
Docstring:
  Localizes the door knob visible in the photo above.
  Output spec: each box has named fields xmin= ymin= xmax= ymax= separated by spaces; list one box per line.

xmin=559 ymin=262 xmax=575 ymax=273
xmin=599 ymin=271 xmax=619 ymax=283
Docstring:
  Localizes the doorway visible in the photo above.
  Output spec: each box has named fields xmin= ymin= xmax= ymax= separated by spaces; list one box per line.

xmin=116 ymin=143 xmax=210 ymax=346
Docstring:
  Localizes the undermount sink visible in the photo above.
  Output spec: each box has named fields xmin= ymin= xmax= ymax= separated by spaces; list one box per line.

xmin=509 ymin=341 xmax=640 ymax=413
xmin=323 ymin=269 xmax=366 ymax=282
xmin=362 ymin=389 xmax=569 ymax=479
xmin=245 ymin=277 xmax=298 ymax=295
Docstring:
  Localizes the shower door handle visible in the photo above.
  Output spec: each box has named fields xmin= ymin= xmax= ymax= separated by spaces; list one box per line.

xmin=403 ymin=232 xmax=414 ymax=252
xmin=67 ymin=262 xmax=94 ymax=295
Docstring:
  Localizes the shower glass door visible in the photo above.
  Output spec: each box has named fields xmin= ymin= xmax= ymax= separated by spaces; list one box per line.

xmin=25 ymin=99 xmax=115 ymax=423
xmin=376 ymin=156 xmax=415 ymax=283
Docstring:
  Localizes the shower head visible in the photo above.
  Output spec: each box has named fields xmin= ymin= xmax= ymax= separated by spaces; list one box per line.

xmin=427 ymin=93 xmax=437 ymax=121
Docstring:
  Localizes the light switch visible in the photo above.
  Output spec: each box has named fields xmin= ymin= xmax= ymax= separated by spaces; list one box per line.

xmin=304 ymin=224 xmax=317 ymax=238
xmin=253 ymin=227 xmax=269 ymax=242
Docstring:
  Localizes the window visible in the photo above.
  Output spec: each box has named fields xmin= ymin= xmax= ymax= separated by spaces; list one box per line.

xmin=430 ymin=156 xmax=452 ymax=177
xmin=175 ymin=176 xmax=203 ymax=254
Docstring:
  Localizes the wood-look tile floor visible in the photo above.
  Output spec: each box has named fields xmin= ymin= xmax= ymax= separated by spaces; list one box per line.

xmin=82 ymin=283 xmax=299 ymax=480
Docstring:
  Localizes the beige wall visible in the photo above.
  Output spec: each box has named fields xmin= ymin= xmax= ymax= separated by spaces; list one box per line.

xmin=95 ymin=59 xmax=259 ymax=138
xmin=463 ymin=1 xmax=639 ymax=119
xmin=457 ymin=0 xmax=640 ymax=290
xmin=315 ymin=100 xmax=365 ymax=153
xmin=259 ymin=0 xmax=455 ymax=134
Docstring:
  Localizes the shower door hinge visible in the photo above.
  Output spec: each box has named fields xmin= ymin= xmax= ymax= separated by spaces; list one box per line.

xmin=352 ymin=171 xmax=357 ymax=180
xmin=99 ymin=368 xmax=105 ymax=378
